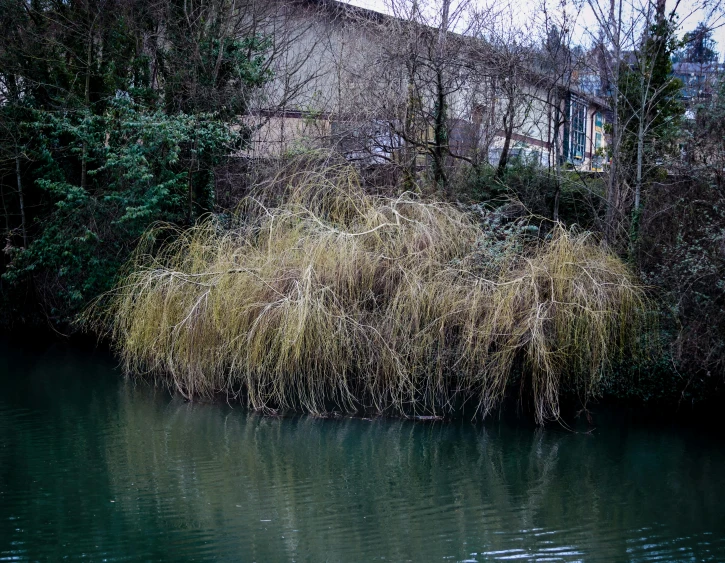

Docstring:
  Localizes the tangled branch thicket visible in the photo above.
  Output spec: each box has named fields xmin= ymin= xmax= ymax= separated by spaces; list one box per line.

xmin=89 ymin=164 xmax=653 ymax=424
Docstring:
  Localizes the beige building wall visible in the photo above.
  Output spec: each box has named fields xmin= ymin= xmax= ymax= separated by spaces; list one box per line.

xmin=244 ymin=1 xmax=608 ymax=171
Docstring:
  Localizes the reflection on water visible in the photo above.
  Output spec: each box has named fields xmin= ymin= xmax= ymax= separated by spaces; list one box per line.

xmin=0 ymin=339 xmax=724 ymax=562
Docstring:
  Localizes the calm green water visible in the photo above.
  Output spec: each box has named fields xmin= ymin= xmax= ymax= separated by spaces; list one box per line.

xmin=0 ymin=339 xmax=724 ymax=562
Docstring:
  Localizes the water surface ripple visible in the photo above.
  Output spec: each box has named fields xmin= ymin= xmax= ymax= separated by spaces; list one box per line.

xmin=0 ymin=340 xmax=723 ymax=562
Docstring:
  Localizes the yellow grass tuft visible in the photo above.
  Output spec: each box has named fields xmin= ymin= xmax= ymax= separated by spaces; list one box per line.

xmin=88 ymin=164 xmax=653 ymax=424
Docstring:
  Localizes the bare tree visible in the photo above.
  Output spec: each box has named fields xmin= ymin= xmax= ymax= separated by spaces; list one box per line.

xmin=584 ymin=0 xmax=724 ymax=241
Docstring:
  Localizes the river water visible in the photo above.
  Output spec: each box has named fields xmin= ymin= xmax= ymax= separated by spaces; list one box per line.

xmin=0 ymin=338 xmax=724 ymax=562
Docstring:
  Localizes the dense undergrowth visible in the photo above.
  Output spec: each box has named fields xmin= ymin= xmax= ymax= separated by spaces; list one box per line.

xmin=90 ymin=165 xmax=653 ymax=424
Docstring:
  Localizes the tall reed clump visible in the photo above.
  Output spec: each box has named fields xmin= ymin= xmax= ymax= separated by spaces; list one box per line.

xmin=89 ymin=164 xmax=653 ymax=424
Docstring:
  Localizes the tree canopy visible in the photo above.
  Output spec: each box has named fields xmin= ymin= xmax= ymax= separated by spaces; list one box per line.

xmin=0 ymin=0 xmax=271 ymax=325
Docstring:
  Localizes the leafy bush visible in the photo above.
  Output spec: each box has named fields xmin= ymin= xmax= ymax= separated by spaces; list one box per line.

xmin=2 ymin=101 xmax=240 ymax=324
xmin=636 ymin=178 xmax=725 ymax=380
xmin=459 ymin=161 xmax=606 ymax=231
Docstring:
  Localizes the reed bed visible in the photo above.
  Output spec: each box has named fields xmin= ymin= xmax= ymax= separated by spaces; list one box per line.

xmin=90 ymin=165 xmax=652 ymax=423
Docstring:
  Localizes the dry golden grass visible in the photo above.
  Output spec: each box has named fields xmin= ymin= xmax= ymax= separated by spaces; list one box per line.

xmin=88 ymin=164 xmax=653 ymax=424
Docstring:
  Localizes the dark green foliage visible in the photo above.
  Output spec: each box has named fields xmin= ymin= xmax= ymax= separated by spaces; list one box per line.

xmin=617 ymin=15 xmax=684 ymax=184
xmin=2 ymin=102 xmax=239 ymax=322
xmin=636 ymin=179 xmax=725 ymax=379
xmin=602 ymin=349 xmax=696 ymax=406
xmin=0 ymin=0 xmax=270 ymax=326
xmin=162 ymin=19 xmax=272 ymax=116
xmin=677 ymin=23 xmax=718 ymax=64
xmin=461 ymin=160 xmax=605 ymax=230
xmin=685 ymin=75 xmax=725 ymax=186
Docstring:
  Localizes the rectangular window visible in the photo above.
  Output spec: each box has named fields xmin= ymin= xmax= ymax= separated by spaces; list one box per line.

xmin=570 ymin=100 xmax=587 ymax=161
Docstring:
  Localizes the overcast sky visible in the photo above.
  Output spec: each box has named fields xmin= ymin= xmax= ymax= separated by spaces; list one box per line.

xmin=341 ymin=0 xmax=725 ymax=58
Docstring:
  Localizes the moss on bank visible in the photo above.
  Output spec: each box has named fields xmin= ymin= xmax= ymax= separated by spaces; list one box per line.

xmin=89 ymin=165 xmax=654 ymax=424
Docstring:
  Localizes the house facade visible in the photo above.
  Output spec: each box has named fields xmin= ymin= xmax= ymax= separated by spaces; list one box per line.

xmin=244 ymin=0 xmax=609 ymax=173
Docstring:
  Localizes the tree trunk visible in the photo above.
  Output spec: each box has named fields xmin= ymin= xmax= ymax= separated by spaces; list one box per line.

xmin=81 ymin=22 xmax=93 ymax=190
xmin=15 ymin=151 xmax=27 ymax=248
xmin=604 ymin=0 xmax=623 ymax=243
xmin=188 ymin=138 xmax=198 ymax=222
xmin=188 ymin=167 xmax=194 ymax=222
xmin=553 ymin=120 xmax=562 ymax=222
xmin=634 ymin=109 xmax=644 ymax=211
xmin=496 ymin=101 xmax=515 ymax=178
xmin=432 ymin=68 xmax=448 ymax=190
xmin=432 ymin=0 xmax=450 ymax=192
xmin=550 ymin=95 xmax=563 ymax=222
xmin=403 ymin=80 xmax=418 ymax=191
xmin=0 ymin=182 xmax=9 ymax=239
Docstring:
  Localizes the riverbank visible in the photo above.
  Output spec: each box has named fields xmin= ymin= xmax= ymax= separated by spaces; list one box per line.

xmin=3 ymin=325 xmax=723 ymax=433
xmin=86 ymin=165 xmax=656 ymax=426
xmin=4 ymin=159 xmax=722 ymax=428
